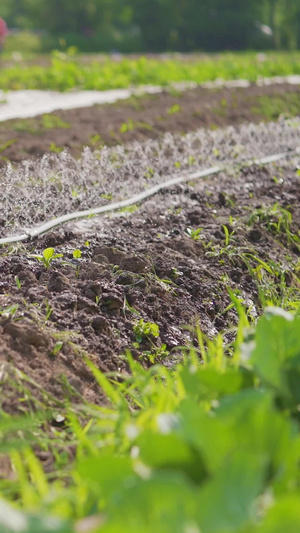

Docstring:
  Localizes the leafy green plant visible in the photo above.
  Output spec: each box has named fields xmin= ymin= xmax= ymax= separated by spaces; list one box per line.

xmin=2 ymin=52 xmax=300 ymax=92
xmin=140 ymin=343 xmax=169 ymax=364
xmin=133 ymin=319 xmax=160 ymax=343
xmin=30 ymin=247 xmax=63 ymax=269
xmin=2 ymin=307 xmax=300 ymax=532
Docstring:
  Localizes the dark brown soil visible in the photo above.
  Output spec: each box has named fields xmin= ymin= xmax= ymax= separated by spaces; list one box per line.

xmin=1 ymin=82 xmax=300 ymax=165
xmin=1 ymin=159 xmax=299 ymax=414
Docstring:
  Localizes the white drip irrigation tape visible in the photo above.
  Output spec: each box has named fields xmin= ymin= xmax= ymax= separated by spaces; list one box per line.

xmin=0 ymin=147 xmax=299 ymax=246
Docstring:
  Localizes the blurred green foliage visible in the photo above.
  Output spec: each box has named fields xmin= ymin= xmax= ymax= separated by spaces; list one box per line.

xmin=1 ymin=0 xmax=300 ymax=52
xmin=2 ymin=50 xmax=300 ymax=91
xmin=2 ymin=307 xmax=300 ymax=531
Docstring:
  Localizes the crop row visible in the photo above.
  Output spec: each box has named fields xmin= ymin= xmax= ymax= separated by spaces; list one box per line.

xmin=2 ymin=50 xmax=300 ymax=91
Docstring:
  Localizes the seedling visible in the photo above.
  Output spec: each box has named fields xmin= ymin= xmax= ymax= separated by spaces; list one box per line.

xmin=72 ymin=249 xmax=82 ymax=259
xmin=0 ymin=304 xmax=18 ymax=319
xmin=222 ymin=224 xmax=235 ymax=246
xmin=186 ymin=227 xmax=202 ymax=240
xmin=140 ymin=344 xmax=169 ymax=364
xmin=167 ymin=104 xmax=181 ymax=115
xmin=100 ymin=193 xmax=113 ymax=201
xmin=49 ymin=341 xmax=63 ymax=358
xmin=49 ymin=142 xmax=64 ymax=153
xmin=30 ymin=247 xmax=63 ymax=269
xmin=133 ymin=319 xmax=160 ymax=343
xmin=123 ymin=298 xmax=140 ymax=319
xmin=247 ymin=203 xmax=300 ymax=250
xmin=44 ymin=300 xmax=53 ymax=322
xmin=0 ymin=139 xmax=16 ymax=161
xmin=15 ymin=276 xmax=22 ymax=289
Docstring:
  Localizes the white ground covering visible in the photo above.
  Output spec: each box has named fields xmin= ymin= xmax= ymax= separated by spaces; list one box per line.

xmin=1 ymin=117 xmax=300 ymax=237
xmin=1 ymin=75 xmax=300 ymax=122
xmin=0 ymin=86 xmax=162 ymax=122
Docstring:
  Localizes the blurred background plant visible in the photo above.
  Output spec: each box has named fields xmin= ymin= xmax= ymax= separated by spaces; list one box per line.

xmin=1 ymin=0 xmax=300 ymax=55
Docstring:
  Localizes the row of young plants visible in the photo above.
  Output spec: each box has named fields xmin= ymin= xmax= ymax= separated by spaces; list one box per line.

xmin=2 ymin=50 xmax=300 ymax=91
xmin=1 ymin=298 xmax=300 ymax=532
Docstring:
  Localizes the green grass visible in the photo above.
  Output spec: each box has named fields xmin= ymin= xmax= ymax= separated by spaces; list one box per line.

xmin=1 ymin=303 xmax=300 ymax=532
xmin=1 ymin=50 xmax=300 ymax=91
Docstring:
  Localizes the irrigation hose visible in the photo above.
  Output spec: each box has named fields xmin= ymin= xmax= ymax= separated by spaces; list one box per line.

xmin=0 ymin=147 xmax=299 ymax=246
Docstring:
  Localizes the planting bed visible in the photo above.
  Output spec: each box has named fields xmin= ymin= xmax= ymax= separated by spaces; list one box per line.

xmin=1 ymin=82 xmax=300 ymax=164
xmin=1 ymin=153 xmax=299 ymax=415
xmin=1 ymin=83 xmax=300 ymax=411
xmin=1 ymin=73 xmax=300 ymax=531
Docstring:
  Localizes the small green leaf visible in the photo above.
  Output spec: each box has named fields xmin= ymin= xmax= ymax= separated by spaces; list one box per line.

xmin=73 ymin=249 xmax=82 ymax=259
xmin=43 ymin=248 xmax=55 ymax=262
xmin=49 ymin=341 xmax=63 ymax=358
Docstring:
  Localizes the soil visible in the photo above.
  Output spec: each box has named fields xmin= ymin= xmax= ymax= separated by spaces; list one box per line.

xmin=0 ymin=79 xmax=300 ymax=423
xmin=1 ymin=158 xmax=299 ymax=415
xmin=1 ymin=82 xmax=300 ymax=165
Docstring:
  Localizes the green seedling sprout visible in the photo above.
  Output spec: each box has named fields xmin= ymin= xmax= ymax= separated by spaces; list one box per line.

xmin=15 ymin=276 xmax=22 ymax=289
xmin=30 ymin=247 xmax=63 ymax=269
xmin=73 ymin=249 xmax=82 ymax=259
xmin=222 ymin=224 xmax=235 ymax=246
xmin=133 ymin=319 xmax=160 ymax=343
xmin=49 ymin=341 xmax=63 ymax=358
xmin=186 ymin=227 xmax=203 ymax=240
